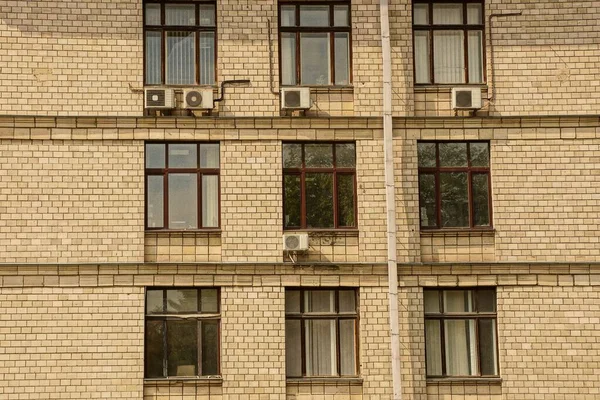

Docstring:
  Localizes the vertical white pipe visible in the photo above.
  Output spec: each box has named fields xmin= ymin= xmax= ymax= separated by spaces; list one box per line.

xmin=379 ymin=1 xmax=402 ymax=399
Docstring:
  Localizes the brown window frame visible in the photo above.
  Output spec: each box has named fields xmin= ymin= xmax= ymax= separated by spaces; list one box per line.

xmin=285 ymin=288 xmax=359 ymax=378
xmin=145 ymin=142 xmax=220 ymax=231
xmin=412 ymin=0 xmax=486 ymax=85
xmin=283 ymin=142 xmax=357 ymax=230
xmin=417 ymin=141 xmax=492 ymax=230
xmin=145 ymin=287 xmax=221 ymax=379
xmin=143 ymin=0 xmax=217 ymax=86
xmin=278 ymin=1 xmax=353 ymax=87
xmin=424 ymin=288 xmax=499 ymax=378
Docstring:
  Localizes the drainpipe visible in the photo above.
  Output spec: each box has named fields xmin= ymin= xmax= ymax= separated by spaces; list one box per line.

xmin=379 ymin=1 xmax=402 ymax=399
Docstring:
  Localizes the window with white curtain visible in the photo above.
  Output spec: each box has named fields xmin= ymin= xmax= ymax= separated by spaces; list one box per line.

xmin=413 ymin=0 xmax=484 ymax=84
xmin=279 ymin=2 xmax=352 ymax=86
xmin=424 ymin=288 xmax=498 ymax=378
xmin=145 ymin=143 xmax=220 ymax=230
xmin=285 ymin=289 xmax=358 ymax=377
xmin=144 ymin=1 xmax=216 ymax=85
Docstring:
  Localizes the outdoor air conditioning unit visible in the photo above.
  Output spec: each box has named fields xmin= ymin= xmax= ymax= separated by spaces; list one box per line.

xmin=183 ymin=88 xmax=214 ymax=109
xmin=281 ymin=87 xmax=311 ymax=110
xmin=144 ymin=88 xmax=176 ymax=109
xmin=451 ymin=87 xmax=482 ymax=110
xmin=283 ymin=233 xmax=309 ymax=251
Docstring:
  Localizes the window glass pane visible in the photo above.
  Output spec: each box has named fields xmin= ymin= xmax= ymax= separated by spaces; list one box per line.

xmin=300 ymin=5 xmax=329 ymax=27
xmin=433 ymin=3 xmax=462 ymax=24
xmin=337 ymin=174 xmax=355 ymax=227
xmin=433 ymin=31 xmax=464 ymax=84
xmin=467 ymin=4 xmax=483 ymax=24
xmin=169 ymin=144 xmax=197 ymax=168
xmin=200 ymin=289 xmax=218 ymax=313
xmin=472 ymin=174 xmax=490 ymax=227
xmin=334 ymin=5 xmax=349 ymax=26
xmin=284 ymin=175 xmax=301 ymax=228
xmin=281 ymin=33 xmax=297 ymax=86
xmin=283 ymin=143 xmax=302 ymax=168
xmin=200 ymin=144 xmax=219 ymax=168
xmin=305 ymin=319 xmax=337 ymax=376
xmin=305 ymin=144 xmax=333 ymax=167
xmin=167 ymin=289 xmax=198 ymax=313
xmin=199 ymin=32 xmax=215 ymax=85
xmin=439 ymin=143 xmax=467 ymax=167
xmin=201 ymin=321 xmax=219 ymax=375
xmin=339 ymin=319 xmax=356 ymax=375
xmin=145 ymin=4 xmax=161 ymax=25
xmin=334 ymin=33 xmax=350 ymax=85
xmin=202 ymin=175 xmax=219 ymax=228
xmin=285 ymin=290 xmax=301 ymax=313
xmin=339 ymin=290 xmax=356 ymax=313
xmin=414 ymin=31 xmax=431 ymax=84
xmin=285 ymin=320 xmax=302 ymax=377
xmin=165 ymin=4 xmax=196 ymax=25
xmin=444 ymin=319 xmax=478 ymax=376
xmin=468 ymin=30 xmax=484 ymax=83
xmin=476 ymin=289 xmax=496 ymax=312
xmin=306 ymin=173 xmax=334 ymax=228
xmin=440 ymin=172 xmax=468 ymax=229
xmin=425 ymin=319 xmax=442 ymax=376
xmin=168 ymin=173 xmax=198 ymax=229
xmin=146 ymin=289 xmax=164 ymax=313
xmin=335 ymin=143 xmax=355 ymax=167
xmin=304 ymin=290 xmax=335 ymax=313
xmin=419 ymin=174 xmax=437 ymax=227
xmin=167 ymin=320 xmax=198 ymax=376
xmin=300 ymin=33 xmax=330 ymax=85
xmin=166 ymin=31 xmax=195 ymax=85
xmin=413 ymin=4 xmax=428 ymax=25
xmin=199 ymin=5 xmax=216 ymax=26
xmin=479 ymin=319 xmax=498 ymax=375
xmin=145 ymin=320 xmax=165 ymax=378
xmin=424 ymin=290 xmax=440 ymax=313
xmin=469 ymin=142 xmax=489 ymax=167
xmin=145 ymin=31 xmax=162 ymax=85
xmin=417 ymin=142 xmax=436 ymax=167
xmin=281 ymin=5 xmax=296 ymax=26
xmin=146 ymin=143 xmax=166 ymax=168
xmin=147 ymin=176 xmax=164 ymax=228
xmin=443 ymin=290 xmax=473 ymax=313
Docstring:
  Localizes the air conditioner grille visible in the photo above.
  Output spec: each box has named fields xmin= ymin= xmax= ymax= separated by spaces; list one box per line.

xmin=185 ymin=91 xmax=203 ymax=108
xmin=285 ymin=235 xmax=300 ymax=250
xmin=146 ymin=89 xmax=166 ymax=107
xmin=455 ymin=90 xmax=473 ymax=108
xmin=284 ymin=90 xmax=301 ymax=108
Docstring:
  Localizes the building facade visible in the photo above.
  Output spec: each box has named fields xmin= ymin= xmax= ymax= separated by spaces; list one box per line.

xmin=1 ymin=0 xmax=599 ymax=399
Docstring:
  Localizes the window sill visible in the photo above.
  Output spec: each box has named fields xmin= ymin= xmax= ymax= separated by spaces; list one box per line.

xmin=145 ymin=229 xmax=222 ymax=236
xmin=281 ymin=85 xmax=354 ymax=94
xmin=144 ymin=377 xmax=223 ymax=385
xmin=284 ymin=229 xmax=359 ymax=237
xmin=287 ymin=377 xmax=363 ymax=385
xmin=426 ymin=377 xmax=502 ymax=385
xmin=414 ymin=84 xmax=488 ymax=92
xmin=420 ymin=228 xmax=495 ymax=238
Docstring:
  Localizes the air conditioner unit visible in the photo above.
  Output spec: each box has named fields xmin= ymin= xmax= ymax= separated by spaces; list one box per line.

xmin=283 ymin=233 xmax=309 ymax=251
xmin=451 ymin=87 xmax=482 ymax=110
xmin=144 ymin=88 xmax=176 ymax=109
xmin=183 ymin=88 xmax=214 ymax=109
xmin=281 ymin=87 xmax=311 ymax=110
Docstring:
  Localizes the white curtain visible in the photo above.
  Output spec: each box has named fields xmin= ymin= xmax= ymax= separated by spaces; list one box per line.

xmin=166 ymin=32 xmax=195 ymax=85
xmin=334 ymin=33 xmax=350 ymax=85
xmin=433 ymin=31 xmax=464 ymax=83
xmin=300 ymin=33 xmax=330 ymax=85
xmin=145 ymin=32 xmax=161 ymax=84
xmin=425 ymin=319 xmax=442 ymax=375
xmin=443 ymin=291 xmax=477 ymax=375
xmin=202 ymin=175 xmax=219 ymax=228
xmin=468 ymin=31 xmax=484 ymax=83
xmin=199 ymin=32 xmax=215 ymax=85
xmin=305 ymin=320 xmax=336 ymax=375
xmin=414 ymin=31 xmax=430 ymax=84
xmin=339 ymin=320 xmax=355 ymax=375
xmin=281 ymin=33 xmax=297 ymax=85
xmin=165 ymin=4 xmax=195 ymax=26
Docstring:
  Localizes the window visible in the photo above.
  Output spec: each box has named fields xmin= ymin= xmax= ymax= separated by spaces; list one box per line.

xmin=145 ymin=143 xmax=220 ymax=230
xmin=413 ymin=0 xmax=484 ymax=84
xmin=417 ymin=141 xmax=491 ymax=229
xmin=424 ymin=288 xmax=498 ymax=378
xmin=279 ymin=2 xmax=351 ymax=86
xmin=144 ymin=1 xmax=216 ymax=85
xmin=145 ymin=288 xmax=220 ymax=378
xmin=283 ymin=143 xmax=356 ymax=229
xmin=285 ymin=289 xmax=358 ymax=377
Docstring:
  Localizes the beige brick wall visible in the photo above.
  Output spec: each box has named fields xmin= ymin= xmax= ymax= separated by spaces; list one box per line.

xmin=0 ymin=139 xmax=144 ymax=263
